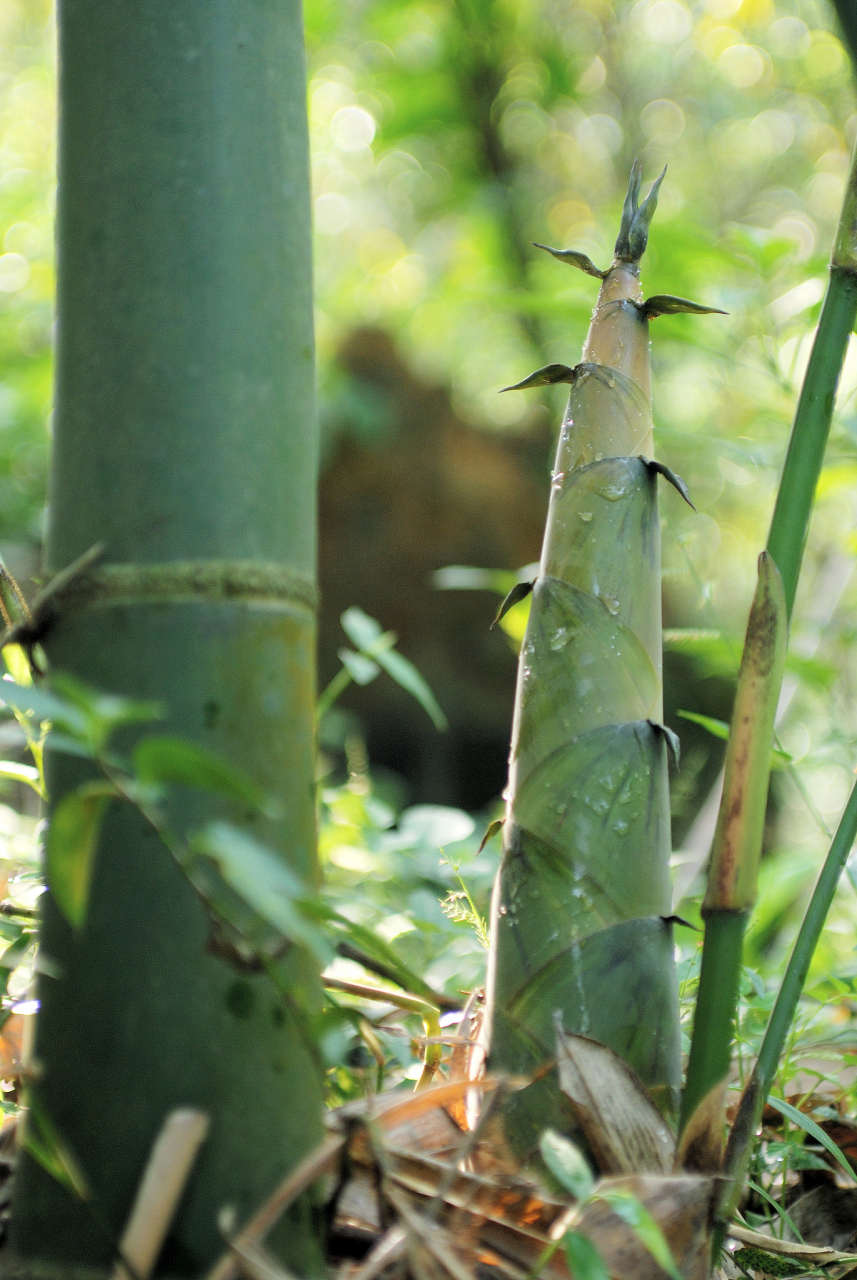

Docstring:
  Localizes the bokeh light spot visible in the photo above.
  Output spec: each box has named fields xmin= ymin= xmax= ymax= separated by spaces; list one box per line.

xmin=0 ymin=253 xmax=29 ymax=292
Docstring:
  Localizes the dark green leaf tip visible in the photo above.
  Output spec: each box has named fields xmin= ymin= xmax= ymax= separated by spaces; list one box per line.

xmin=650 ymin=720 xmax=681 ymax=769
xmin=615 ymin=159 xmax=643 ymax=260
xmin=500 ymin=365 xmax=576 ymax=393
xmin=661 ymin=914 xmax=699 ymax=931
xmin=533 ymin=243 xmax=605 ymax=279
xmin=615 ymin=163 xmax=666 ymax=263
xmin=491 ymin=580 xmax=534 ymax=628
xmin=478 ymin=817 xmax=505 ymax=854
xmin=643 ymin=294 xmax=728 ymax=319
xmin=645 ymin=459 xmax=696 ymax=511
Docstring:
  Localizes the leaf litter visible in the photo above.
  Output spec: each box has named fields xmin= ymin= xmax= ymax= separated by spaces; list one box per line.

xmin=202 ymin=1036 xmax=726 ymax=1280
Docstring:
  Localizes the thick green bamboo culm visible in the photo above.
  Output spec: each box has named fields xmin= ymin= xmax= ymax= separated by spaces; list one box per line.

xmin=9 ymin=3 xmax=324 ymax=1275
xmin=484 ymin=165 xmax=722 ymax=1148
xmin=681 ymin=138 xmax=857 ymax=1137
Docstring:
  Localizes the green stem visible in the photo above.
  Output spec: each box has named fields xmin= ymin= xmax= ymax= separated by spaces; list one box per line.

xmin=717 ymin=776 xmax=857 ymax=1234
xmin=316 ymin=667 xmax=353 ymax=723
xmin=682 ymin=141 xmax=857 ymax=1138
xmin=679 ymin=910 xmax=746 ymax=1130
xmin=766 ymin=272 xmax=857 ymax=619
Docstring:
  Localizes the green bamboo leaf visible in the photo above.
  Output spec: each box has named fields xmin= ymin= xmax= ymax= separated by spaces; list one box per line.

xmin=595 ymin=1187 xmax=681 ymax=1280
xmin=0 ymin=680 xmax=87 ymax=734
xmin=677 ymin=710 xmax=729 ymax=741
xmin=565 ymin=1231 xmax=610 ymax=1280
xmin=745 ymin=1179 xmax=804 ymax=1240
xmin=678 ymin=709 xmax=791 ymax=766
xmin=539 ymin=1128 xmax=595 ymax=1201
xmin=323 ymin=910 xmax=449 ymax=1003
xmin=532 ymin=243 xmax=605 ymax=279
xmin=340 ymin=606 xmax=384 ymax=651
xmin=337 ymin=648 xmax=381 ymax=686
xmin=339 ymin=606 xmax=446 ymax=728
xmin=47 ymin=782 xmax=116 ymax=928
xmin=3 ymin=644 xmax=32 ymax=687
xmin=500 ymin=364 xmax=576 ymax=392
xmin=133 ymin=735 xmax=270 ymax=812
xmin=372 ymin=646 xmax=448 ymax=731
xmin=22 ymin=1097 xmax=90 ymax=1201
xmin=766 ymin=1097 xmax=855 ymax=1182
xmin=0 ymin=760 xmax=41 ymax=789
xmin=191 ymin=821 xmax=331 ymax=965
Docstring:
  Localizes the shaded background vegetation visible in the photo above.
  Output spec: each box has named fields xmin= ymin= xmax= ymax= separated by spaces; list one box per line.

xmin=1 ymin=0 xmax=857 ymax=1089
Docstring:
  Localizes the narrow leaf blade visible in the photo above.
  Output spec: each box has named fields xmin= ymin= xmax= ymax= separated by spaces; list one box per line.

xmin=372 ymin=646 xmax=448 ymax=730
xmin=540 ymin=1129 xmax=595 ymax=1201
xmin=767 ymin=1096 xmax=855 ymax=1183
xmin=564 ymin=1232 xmax=610 ymax=1280
xmin=191 ymin=821 xmax=331 ymax=964
xmin=47 ymin=783 xmax=114 ymax=928
xmin=340 ymin=607 xmax=384 ymax=651
xmin=133 ymin=735 xmax=268 ymax=811
xmin=337 ymin=648 xmax=381 ymax=686
xmin=596 ymin=1188 xmax=681 ymax=1280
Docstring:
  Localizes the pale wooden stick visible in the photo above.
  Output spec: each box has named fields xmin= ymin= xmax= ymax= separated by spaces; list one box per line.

xmin=111 ymin=1109 xmax=210 ymax=1280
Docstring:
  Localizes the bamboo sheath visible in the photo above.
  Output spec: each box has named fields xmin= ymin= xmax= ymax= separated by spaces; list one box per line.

xmin=485 ymin=169 xmax=711 ymax=1147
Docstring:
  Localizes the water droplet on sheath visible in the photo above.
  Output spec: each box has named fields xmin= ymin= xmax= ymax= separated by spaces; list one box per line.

xmin=579 ymin=511 xmax=593 ymax=522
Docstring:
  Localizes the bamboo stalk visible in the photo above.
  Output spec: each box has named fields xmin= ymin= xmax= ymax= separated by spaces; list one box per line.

xmin=716 ymin=776 xmax=857 ymax=1236
xmin=9 ymin=2 xmax=325 ymax=1271
xmin=485 ymin=164 xmax=724 ymax=1144
xmin=681 ymin=137 xmax=857 ymax=1135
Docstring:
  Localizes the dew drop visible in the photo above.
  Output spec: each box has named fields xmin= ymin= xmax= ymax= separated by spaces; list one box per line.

xmin=603 ymin=597 xmax=620 ymax=616
xmin=549 ymin=627 xmax=571 ymax=651
xmin=579 ymin=511 xmax=593 ymax=522
xmin=594 ymin=452 xmax=604 ymax=461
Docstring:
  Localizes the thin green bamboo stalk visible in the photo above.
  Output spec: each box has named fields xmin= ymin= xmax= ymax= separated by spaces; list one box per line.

xmin=681 ymin=141 xmax=857 ymax=1134
xmin=766 ymin=271 xmax=857 ymax=619
xmin=680 ymin=554 xmax=787 ymax=1130
xmin=716 ymin=776 xmax=857 ymax=1234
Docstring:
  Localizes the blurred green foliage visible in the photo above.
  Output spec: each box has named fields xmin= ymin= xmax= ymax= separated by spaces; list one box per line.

xmin=0 ymin=0 xmax=52 ymax=545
